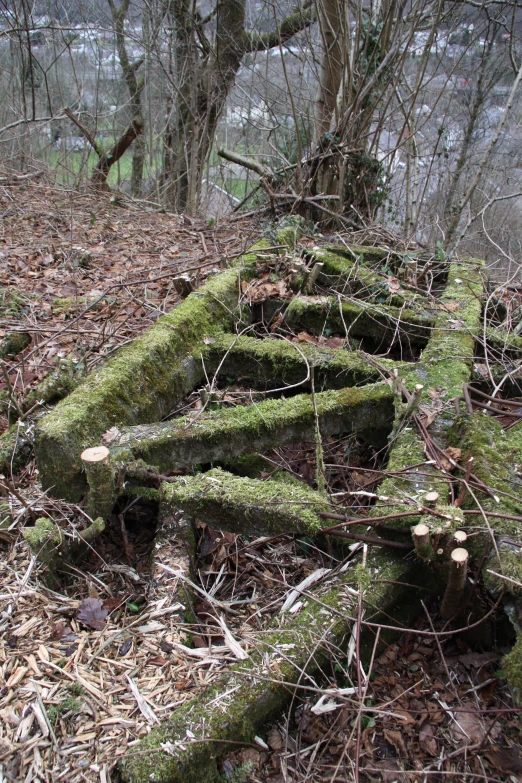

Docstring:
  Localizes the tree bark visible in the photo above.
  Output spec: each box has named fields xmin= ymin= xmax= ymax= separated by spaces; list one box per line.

xmin=161 ymin=0 xmax=314 ymax=214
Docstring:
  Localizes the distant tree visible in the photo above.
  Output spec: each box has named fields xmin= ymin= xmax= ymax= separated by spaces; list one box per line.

xmin=159 ymin=0 xmax=314 ymax=213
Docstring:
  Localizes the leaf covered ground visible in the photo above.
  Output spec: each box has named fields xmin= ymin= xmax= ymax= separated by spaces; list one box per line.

xmin=0 ymin=182 xmax=521 ymax=783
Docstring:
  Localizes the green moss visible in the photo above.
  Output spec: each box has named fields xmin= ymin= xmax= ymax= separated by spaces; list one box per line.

xmin=0 ymin=422 xmax=33 ymax=474
xmin=162 ymin=467 xmax=330 ymax=536
xmin=447 ymin=414 xmax=522 ymax=594
xmin=110 ymin=383 xmax=394 ymax=472
xmin=35 ymin=262 xmax=253 ymax=501
xmin=125 ymin=485 xmax=161 ymax=503
xmin=23 ymin=517 xmax=61 ymax=549
xmin=0 ymin=501 xmax=11 ymax=529
xmin=418 ymin=260 xmax=484 ymax=399
xmin=202 ymin=333 xmax=406 ymax=390
xmin=48 ymin=697 xmax=82 ymax=725
xmin=323 ymin=242 xmax=392 ymax=266
xmin=285 ymin=294 xmax=436 ymax=346
xmin=52 ymin=296 xmax=109 ymax=315
xmin=0 ymin=331 xmax=30 ymax=359
xmin=311 ymin=248 xmax=429 ymax=309
xmin=26 ymin=357 xmax=85 ymax=408
xmin=23 ymin=517 xmax=62 ymax=569
xmin=486 ymin=327 xmax=522 ymax=358
xmin=502 ymin=635 xmax=522 ymax=693
xmin=275 ymin=216 xmax=305 ymax=253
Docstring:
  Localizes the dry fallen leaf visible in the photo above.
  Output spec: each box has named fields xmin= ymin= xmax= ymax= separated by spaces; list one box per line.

xmin=383 ymin=728 xmax=408 ymax=758
xmin=451 ymin=705 xmax=486 ymax=744
xmin=485 ymin=744 xmax=522 ymax=776
xmin=77 ymin=597 xmax=108 ymax=630
xmin=419 ymin=721 xmax=438 ymax=756
xmin=438 ymin=446 xmax=462 ymax=472
xmin=102 ymin=426 xmax=121 ymax=446
xmin=441 ymin=300 xmax=459 ymax=312
xmin=267 ymin=728 xmax=284 ymax=751
xmin=386 ymin=276 xmax=401 ymax=293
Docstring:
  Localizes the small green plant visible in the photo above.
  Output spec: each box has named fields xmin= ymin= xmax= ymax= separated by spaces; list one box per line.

xmin=48 ymin=697 xmax=82 ymax=725
xmin=66 ymin=682 xmax=85 ymax=696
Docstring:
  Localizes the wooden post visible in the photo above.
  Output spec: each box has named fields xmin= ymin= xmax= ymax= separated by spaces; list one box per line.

xmin=412 ymin=523 xmax=433 ymax=560
xmin=81 ymin=446 xmax=115 ymax=519
xmin=440 ymin=547 xmax=469 ymax=620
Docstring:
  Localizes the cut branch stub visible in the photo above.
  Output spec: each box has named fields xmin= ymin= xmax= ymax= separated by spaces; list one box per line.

xmin=440 ymin=547 xmax=469 ymax=620
xmin=424 ymin=491 xmax=440 ymax=508
xmin=447 ymin=529 xmax=468 ymax=555
xmin=81 ymin=446 xmax=115 ymax=519
xmin=412 ymin=523 xmax=434 ymax=560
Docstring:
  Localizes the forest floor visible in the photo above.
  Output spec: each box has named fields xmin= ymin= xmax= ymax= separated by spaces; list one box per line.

xmin=0 ymin=180 xmax=521 ymax=783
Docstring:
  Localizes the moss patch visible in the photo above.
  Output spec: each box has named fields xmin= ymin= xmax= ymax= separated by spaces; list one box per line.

xmin=109 ymin=383 xmax=394 ymax=472
xmin=202 ymin=333 xmax=407 ymax=390
xmin=162 ymin=467 xmax=330 ymax=536
xmin=34 ymin=261 xmax=254 ymax=501
xmin=284 ymin=294 xmax=436 ymax=346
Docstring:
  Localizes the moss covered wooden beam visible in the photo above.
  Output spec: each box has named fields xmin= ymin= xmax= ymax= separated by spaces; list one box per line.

xmin=284 ymin=294 xmax=436 ymax=347
xmin=161 ymin=467 xmax=330 ymax=536
xmin=361 ymin=259 xmax=484 ymax=533
xmin=34 ymin=246 xmax=268 ymax=501
xmin=201 ymin=333 xmax=409 ymax=390
xmin=308 ymin=247 xmax=430 ymax=310
xmin=446 ymin=414 xmax=522 ymax=592
xmin=412 ymin=259 xmax=484 ymax=396
xmin=108 ymin=383 xmax=394 ymax=473
xmin=323 ymin=242 xmax=393 ymax=265
xmin=119 ymin=550 xmax=412 ymax=783
xmin=485 ymin=326 xmax=522 ymax=359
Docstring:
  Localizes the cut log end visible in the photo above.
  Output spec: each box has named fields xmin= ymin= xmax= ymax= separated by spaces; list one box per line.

xmin=424 ymin=491 xmax=439 ymax=506
xmin=451 ymin=547 xmax=469 ymax=566
xmin=453 ymin=530 xmax=468 ymax=544
xmin=412 ymin=523 xmax=433 ymax=560
xmin=81 ymin=445 xmax=110 ymax=464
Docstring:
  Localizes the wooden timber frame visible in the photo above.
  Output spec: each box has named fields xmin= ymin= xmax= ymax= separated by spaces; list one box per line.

xmin=24 ymin=225 xmax=522 ymax=781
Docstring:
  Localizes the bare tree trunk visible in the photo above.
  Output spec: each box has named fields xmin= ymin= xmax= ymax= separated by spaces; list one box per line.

xmin=107 ymin=0 xmax=145 ymax=197
xmin=161 ymin=0 xmax=314 ymax=214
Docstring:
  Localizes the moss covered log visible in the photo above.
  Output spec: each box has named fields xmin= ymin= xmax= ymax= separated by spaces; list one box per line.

xmin=33 ymin=253 xmax=265 ymax=501
xmin=161 ymin=467 xmax=330 ymax=536
xmin=119 ymin=551 xmax=413 ymax=783
xmin=109 ymin=383 xmax=394 ymax=472
xmin=363 ymin=260 xmax=484 ymax=533
xmin=413 ymin=260 xmax=484 ymax=397
xmin=202 ymin=333 xmax=407 ymax=390
xmin=284 ymin=293 xmax=436 ymax=348
xmin=447 ymin=414 xmax=522 ymax=594
xmin=0 ymin=422 xmax=33 ymax=475
xmin=310 ymin=247 xmax=429 ymax=309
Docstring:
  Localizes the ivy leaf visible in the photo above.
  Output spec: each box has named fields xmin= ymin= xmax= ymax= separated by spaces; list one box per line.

xmin=78 ymin=598 xmax=108 ymax=630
